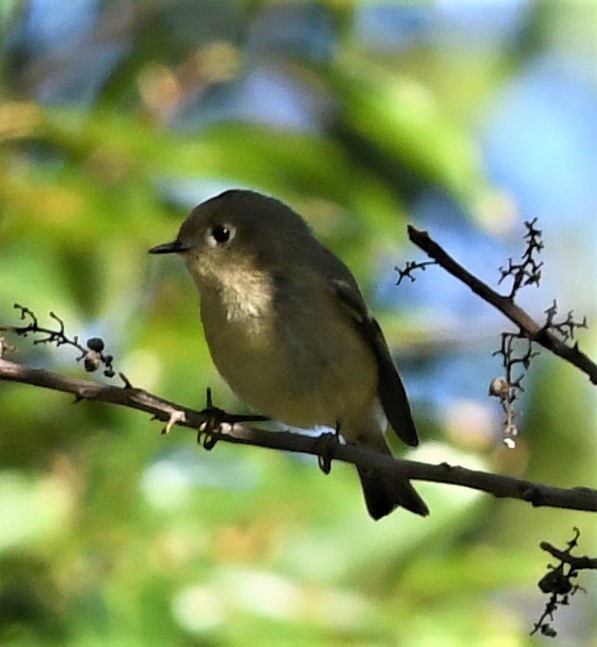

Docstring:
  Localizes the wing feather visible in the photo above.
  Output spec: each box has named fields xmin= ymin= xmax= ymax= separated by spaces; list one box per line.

xmin=331 ymin=278 xmax=419 ymax=447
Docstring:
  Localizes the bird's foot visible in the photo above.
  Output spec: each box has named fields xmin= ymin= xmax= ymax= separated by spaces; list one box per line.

xmin=316 ymin=421 xmax=342 ymax=474
xmin=197 ymin=387 xmax=226 ymax=450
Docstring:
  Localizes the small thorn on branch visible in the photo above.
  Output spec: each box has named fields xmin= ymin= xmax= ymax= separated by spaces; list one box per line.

xmin=119 ymin=373 xmax=133 ymax=389
xmin=162 ymin=409 xmax=187 ymax=435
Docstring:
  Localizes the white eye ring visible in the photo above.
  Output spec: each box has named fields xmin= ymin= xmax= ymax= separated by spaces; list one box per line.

xmin=207 ymin=223 xmax=235 ymax=247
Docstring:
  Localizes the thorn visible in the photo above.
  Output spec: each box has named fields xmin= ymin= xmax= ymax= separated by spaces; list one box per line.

xmin=162 ymin=409 xmax=186 ymax=435
xmin=119 ymin=372 xmax=133 ymax=388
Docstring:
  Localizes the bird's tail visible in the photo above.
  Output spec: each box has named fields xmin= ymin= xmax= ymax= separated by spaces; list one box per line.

xmin=356 ymin=464 xmax=428 ymax=520
xmin=343 ymin=410 xmax=428 ymax=520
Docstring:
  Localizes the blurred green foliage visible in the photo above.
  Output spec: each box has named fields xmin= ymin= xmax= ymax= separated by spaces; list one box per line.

xmin=0 ymin=1 xmax=595 ymax=646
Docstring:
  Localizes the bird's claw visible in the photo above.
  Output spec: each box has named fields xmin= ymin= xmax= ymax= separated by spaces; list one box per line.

xmin=315 ymin=425 xmax=341 ymax=475
xmin=197 ymin=387 xmax=226 ymax=450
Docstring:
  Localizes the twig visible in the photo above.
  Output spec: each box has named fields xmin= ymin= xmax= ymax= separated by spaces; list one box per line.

xmin=0 ymin=304 xmax=117 ymax=378
xmin=407 ymin=226 xmax=597 ymax=385
xmin=531 ymin=528 xmax=595 ymax=637
xmin=395 ymin=260 xmax=437 ymax=285
xmin=539 ymin=540 xmax=597 ymax=571
xmin=498 ymin=217 xmax=544 ymax=298
xmin=489 ymin=333 xmax=540 ymax=447
xmin=1 ymin=358 xmax=596 ymax=513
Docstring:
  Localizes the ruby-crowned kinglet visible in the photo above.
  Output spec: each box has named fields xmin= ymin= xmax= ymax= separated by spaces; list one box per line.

xmin=149 ymin=189 xmax=428 ymax=520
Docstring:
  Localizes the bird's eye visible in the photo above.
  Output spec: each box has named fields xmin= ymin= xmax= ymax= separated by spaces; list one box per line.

xmin=208 ymin=224 xmax=235 ymax=246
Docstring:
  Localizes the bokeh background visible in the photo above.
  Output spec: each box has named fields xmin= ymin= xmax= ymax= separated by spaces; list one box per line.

xmin=0 ymin=1 xmax=595 ymax=645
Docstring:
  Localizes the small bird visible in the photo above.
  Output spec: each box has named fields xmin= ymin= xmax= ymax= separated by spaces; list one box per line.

xmin=149 ymin=189 xmax=428 ymax=520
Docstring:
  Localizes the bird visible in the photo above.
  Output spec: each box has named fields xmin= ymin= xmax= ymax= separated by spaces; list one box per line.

xmin=149 ymin=189 xmax=428 ymax=520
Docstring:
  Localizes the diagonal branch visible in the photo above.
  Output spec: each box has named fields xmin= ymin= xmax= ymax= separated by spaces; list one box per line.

xmin=1 ymin=358 xmax=595 ymax=513
xmin=407 ymin=226 xmax=597 ymax=385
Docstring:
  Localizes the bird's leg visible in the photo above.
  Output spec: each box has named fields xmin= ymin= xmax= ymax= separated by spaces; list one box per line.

xmin=316 ymin=420 xmax=342 ymax=475
xmin=197 ymin=388 xmax=270 ymax=449
xmin=197 ymin=387 xmax=226 ymax=449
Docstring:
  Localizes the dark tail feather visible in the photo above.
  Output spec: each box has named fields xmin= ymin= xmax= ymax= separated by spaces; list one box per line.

xmin=357 ymin=466 xmax=429 ymax=520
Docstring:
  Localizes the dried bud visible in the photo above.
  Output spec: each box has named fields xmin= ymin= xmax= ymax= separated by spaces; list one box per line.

xmin=84 ymin=350 xmax=101 ymax=372
xmin=538 ymin=567 xmax=573 ymax=595
xmin=87 ymin=337 xmax=105 ymax=352
xmin=488 ymin=376 xmax=509 ymax=399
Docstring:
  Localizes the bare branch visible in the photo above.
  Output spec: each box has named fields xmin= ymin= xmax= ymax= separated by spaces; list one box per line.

xmin=1 ymin=357 xmax=595 ymax=514
xmin=407 ymin=225 xmax=597 ymax=385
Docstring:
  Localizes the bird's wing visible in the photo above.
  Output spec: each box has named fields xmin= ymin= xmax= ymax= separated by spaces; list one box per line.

xmin=330 ymin=278 xmax=419 ymax=447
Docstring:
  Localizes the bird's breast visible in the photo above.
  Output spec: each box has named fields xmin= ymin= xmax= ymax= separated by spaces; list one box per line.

xmin=199 ymin=282 xmax=378 ymax=430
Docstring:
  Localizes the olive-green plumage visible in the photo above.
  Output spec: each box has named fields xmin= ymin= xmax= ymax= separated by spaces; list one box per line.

xmin=150 ymin=189 xmax=428 ymax=520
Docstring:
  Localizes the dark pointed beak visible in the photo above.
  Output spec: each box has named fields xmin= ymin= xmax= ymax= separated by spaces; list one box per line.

xmin=148 ymin=240 xmax=190 ymax=254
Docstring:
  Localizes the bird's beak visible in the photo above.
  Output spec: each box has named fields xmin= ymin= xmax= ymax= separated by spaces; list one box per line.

xmin=148 ymin=240 xmax=190 ymax=254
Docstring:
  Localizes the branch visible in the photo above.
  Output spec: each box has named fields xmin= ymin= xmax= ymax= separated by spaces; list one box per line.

xmin=1 ymin=357 xmax=596 ymax=513
xmin=407 ymin=225 xmax=597 ymax=385
xmin=531 ymin=528 xmax=595 ymax=638
xmin=0 ymin=303 xmax=117 ymax=377
xmin=540 ymin=541 xmax=597 ymax=572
